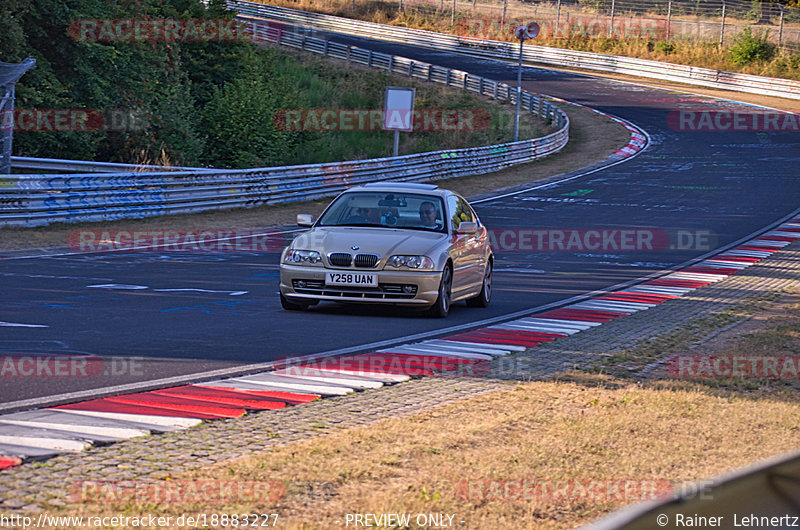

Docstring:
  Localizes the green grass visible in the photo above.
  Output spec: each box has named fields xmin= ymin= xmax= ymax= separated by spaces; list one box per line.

xmin=268 ymin=48 xmax=551 ymax=166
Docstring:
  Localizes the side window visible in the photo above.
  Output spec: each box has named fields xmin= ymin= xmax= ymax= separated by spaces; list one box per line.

xmin=448 ymin=195 xmax=474 ymax=230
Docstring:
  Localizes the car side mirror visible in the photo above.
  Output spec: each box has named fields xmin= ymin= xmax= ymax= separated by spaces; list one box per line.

xmin=456 ymin=221 xmax=478 ymax=234
xmin=297 ymin=214 xmax=313 ymax=227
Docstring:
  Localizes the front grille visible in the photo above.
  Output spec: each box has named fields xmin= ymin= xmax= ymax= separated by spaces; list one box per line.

xmin=328 ymin=252 xmax=352 ymax=267
xmin=354 ymin=253 xmax=380 ymax=268
xmin=292 ymin=279 xmax=417 ymax=299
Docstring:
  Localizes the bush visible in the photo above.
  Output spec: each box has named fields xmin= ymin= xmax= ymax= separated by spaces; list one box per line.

xmin=653 ymin=40 xmax=676 ymax=54
xmin=729 ymin=27 xmax=777 ymax=65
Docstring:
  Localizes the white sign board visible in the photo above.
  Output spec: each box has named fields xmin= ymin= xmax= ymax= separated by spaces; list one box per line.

xmin=383 ymin=86 xmax=415 ymax=132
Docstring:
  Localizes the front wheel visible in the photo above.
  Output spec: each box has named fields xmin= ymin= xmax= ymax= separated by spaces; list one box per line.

xmin=466 ymin=259 xmax=492 ymax=308
xmin=427 ymin=264 xmax=452 ymax=318
xmin=280 ymin=293 xmax=311 ymax=311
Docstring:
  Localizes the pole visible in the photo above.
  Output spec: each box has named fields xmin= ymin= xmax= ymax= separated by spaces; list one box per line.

xmin=666 ymin=0 xmax=672 ymax=41
xmin=779 ymin=5 xmax=785 ymax=48
xmin=514 ymin=37 xmax=522 ymax=142
xmin=502 ymin=0 xmax=508 ymax=26
xmin=393 ymin=130 xmax=400 ymax=157
xmin=719 ymin=1 xmax=726 ymax=47
xmin=452 ymin=0 xmax=456 ymax=26
xmin=555 ymin=0 xmax=561 ymax=37
xmin=0 ymin=85 xmax=13 ymax=175
xmin=608 ymin=0 xmax=616 ymax=37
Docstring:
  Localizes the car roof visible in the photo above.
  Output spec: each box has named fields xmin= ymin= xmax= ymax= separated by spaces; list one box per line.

xmin=360 ymin=183 xmax=438 ymax=190
xmin=347 ymin=182 xmax=448 ymax=197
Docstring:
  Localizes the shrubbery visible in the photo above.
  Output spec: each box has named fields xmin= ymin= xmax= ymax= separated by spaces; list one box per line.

xmin=728 ymin=27 xmax=777 ymax=65
xmin=0 ymin=0 xmax=309 ymax=168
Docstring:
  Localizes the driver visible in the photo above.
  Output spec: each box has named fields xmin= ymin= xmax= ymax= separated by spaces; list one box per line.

xmin=418 ymin=201 xmax=440 ymax=228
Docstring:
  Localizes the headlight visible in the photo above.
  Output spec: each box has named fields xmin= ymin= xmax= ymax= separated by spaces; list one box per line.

xmin=387 ymin=255 xmax=435 ymax=270
xmin=283 ymin=249 xmax=322 ymax=264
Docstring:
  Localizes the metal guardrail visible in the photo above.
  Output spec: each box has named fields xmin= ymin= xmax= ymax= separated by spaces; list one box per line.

xmin=240 ymin=2 xmax=800 ymax=101
xmin=9 ymin=156 xmax=212 ymax=173
xmin=0 ymin=26 xmax=568 ymax=227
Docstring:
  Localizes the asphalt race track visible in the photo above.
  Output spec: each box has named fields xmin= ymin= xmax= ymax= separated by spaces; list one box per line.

xmin=2 ymin=31 xmax=799 ymax=407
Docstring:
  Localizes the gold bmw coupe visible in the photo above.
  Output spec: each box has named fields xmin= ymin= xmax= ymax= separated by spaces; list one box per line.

xmin=279 ymin=183 xmax=493 ymax=317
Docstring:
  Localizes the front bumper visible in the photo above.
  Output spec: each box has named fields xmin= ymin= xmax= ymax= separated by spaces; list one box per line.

xmin=279 ymin=264 xmax=442 ymax=306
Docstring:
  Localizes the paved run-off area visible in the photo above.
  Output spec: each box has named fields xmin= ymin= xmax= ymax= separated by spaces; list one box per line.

xmin=0 ymin=223 xmax=798 ymax=521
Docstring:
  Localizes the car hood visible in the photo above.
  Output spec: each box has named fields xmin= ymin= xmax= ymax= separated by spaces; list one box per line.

xmin=291 ymin=227 xmax=446 ymax=257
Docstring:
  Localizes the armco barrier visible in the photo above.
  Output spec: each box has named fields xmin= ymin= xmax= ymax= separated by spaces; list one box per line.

xmin=0 ymin=24 xmax=568 ymax=227
xmin=9 ymin=156 xmax=209 ymax=173
xmin=237 ymin=2 xmax=800 ymax=101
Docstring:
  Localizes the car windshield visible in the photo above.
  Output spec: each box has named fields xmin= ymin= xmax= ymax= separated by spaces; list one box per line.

xmin=317 ymin=191 xmax=447 ymax=232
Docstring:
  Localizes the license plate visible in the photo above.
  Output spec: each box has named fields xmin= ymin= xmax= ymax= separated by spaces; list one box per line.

xmin=326 ymin=272 xmax=377 ymax=287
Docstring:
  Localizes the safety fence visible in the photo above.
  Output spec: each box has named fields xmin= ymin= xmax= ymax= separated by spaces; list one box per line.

xmin=239 ymin=2 xmax=800 ymax=100
xmin=260 ymin=0 xmax=800 ymax=49
xmin=0 ymin=22 xmax=568 ymax=227
xmin=8 ymin=156 xmax=210 ymax=174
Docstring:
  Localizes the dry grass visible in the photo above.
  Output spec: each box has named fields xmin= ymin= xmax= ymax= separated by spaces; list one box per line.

xmin=259 ymin=0 xmax=800 ymax=81
xmin=57 ymin=376 xmax=800 ymax=529
xmin=53 ymin=288 xmax=800 ymax=529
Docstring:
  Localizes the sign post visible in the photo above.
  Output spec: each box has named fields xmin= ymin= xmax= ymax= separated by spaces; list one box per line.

xmin=513 ymin=22 xmax=539 ymax=142
xmin=383 ymin=86 xmax=415 ymax=157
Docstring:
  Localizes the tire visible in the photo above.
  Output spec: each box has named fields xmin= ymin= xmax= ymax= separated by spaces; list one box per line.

xmin=280 ymin=293 xmax=311 ymax=311
xmin=466 ymin=258 xmax=492 ymax=308
xmin=427 ymin=264 xmax=452 ymax=318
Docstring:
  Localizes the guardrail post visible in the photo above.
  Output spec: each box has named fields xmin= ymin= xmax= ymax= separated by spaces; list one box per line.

xmin=463 ymin=73 xmax=468 ymax=89
xmin=408 ymin=61 xmax=414 ymax=76
xmin=493 ymin=81 xmax=498 ymax=99
xmin=446 ymin=70 xmax=451 ymax=86
xmin=389 ymin=55 xmax=394 ymax=71
xmin=346 ymin=45 xmax=351 ymax=62
xmin=368 ymin=50 xmax=373 ymax=67
xmin=427 ymin=64 xmax=433 ymax=81
xmin=479 ymin=77 xmax=484 ymax=94
xmin=323 ymin=39 xmax=329 ymax=56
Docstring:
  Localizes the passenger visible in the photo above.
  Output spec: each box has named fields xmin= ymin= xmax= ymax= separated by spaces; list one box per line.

xmin=346 ymin=207 xmax=380 ymax=225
